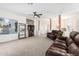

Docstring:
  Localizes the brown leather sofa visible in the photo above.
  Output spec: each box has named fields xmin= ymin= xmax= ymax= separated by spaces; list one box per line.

xmin=46 ymin=36 xmax=71 ymax=56
xmin=46 ymin=31 xmax=79 ymax=56
xmin=47 ymin=33 xmax=57 ymax=40
xmin=67 ymin=31 xmax=79 ymax=56
xmin=47 ymin=30 xmax=63 ymax=40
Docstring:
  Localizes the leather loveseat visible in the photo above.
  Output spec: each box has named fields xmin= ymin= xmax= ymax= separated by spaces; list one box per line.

xmin=47 ymin=30 xmax=63 ymax=40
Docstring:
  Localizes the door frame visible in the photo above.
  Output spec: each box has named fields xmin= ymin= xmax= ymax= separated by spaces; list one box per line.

xmin=18 ymin=23 xmax=26 ymax=39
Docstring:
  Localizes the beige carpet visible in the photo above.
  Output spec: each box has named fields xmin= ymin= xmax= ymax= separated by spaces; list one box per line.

xmin=0 ymin=35 xmax=53 ymax=56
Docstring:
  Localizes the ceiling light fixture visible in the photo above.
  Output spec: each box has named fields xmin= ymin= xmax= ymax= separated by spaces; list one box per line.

xmin=27 ymin=3 xmax=34 ymax=5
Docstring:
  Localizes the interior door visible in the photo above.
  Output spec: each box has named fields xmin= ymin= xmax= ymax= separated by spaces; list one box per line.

xmin=18 ymin=23 xmax=26 ymax=39
xmin=28 ymin=25 xmax=34 ymax=37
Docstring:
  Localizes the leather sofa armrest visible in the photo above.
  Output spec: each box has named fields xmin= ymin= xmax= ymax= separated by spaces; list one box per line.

xmin=45 ymin=47 xmax=67 ymax=56
xmin=65 ymin=53 xmax=73 ymax=56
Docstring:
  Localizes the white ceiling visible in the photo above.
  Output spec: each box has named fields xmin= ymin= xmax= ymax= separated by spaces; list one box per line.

xmin=0 ymin=3 xmax=79 ymax=18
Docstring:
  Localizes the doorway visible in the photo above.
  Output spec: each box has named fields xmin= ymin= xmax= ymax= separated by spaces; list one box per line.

xmin=28 ymin=25 xmax=34 ymax=37
xmin=26 ymin=19 xmax=34 ymax=37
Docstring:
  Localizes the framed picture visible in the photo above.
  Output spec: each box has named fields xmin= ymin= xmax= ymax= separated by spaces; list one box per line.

xmin=0 ymin=17 xmax=18 ymax=34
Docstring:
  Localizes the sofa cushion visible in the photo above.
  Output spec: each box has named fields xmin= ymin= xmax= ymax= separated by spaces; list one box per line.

xmin=50 ymin=47 xmax=66 ymax=53
xmin=57 ymin=36 xmax=67 ymax=41
xmin=68 ymin=42 xmax=79 ymax=56
xmin=53 ymin=41 xmax=67 ymax=50
xmin=70 ymin=31 xmax=78 ymax=40
xmin=52 ymin=30 xmax=58 ymax=34
xmin=74 ymin=34 xmax=79 ymax=47
xmin=46 ymin=47 xmax=67 ymax=56
xmin=47 ymin=34 xmax=56 ymax=40
xmin=55 ymin=38 xmax=66 ymax=43
xmin=66 ymin=38 xmax=74 ymax=46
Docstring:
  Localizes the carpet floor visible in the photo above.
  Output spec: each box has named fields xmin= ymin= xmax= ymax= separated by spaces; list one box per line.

xmin=0 ymin=35 xmax=53 ymax=56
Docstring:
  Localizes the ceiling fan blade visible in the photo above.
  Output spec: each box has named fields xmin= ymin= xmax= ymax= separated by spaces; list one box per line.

xmin=37 ymin=15 xmax=40 ymax=18
xmin=33 ymin=11 xmax=42 ymax=18
xmin=39 ymin=14 xmax=42 ymax=15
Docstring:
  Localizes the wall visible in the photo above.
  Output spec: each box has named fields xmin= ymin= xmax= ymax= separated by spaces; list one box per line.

xmin=34 ymin=15 xmax=78 ymax=37
xmin=77 ymin=17 xmax=79 ymax=31
xmin=35 ymin=14 xmax=78 ymax=36
xmin=26 ymin=16 xmax=49 ymax=36
xmin=75 ymin=14 xmax=79 ymax=32
xmin=61 ymin=15 xmax=78 ymax=36
xmin=70 ymin=13 xmax=79 ymax=32
xmin=51 ymin=17 xmax=58 ymax=30
xmin=0 ymin=9 xmax=26 ymax=42
xmin=26 ymin=19 xmax=34 ymax=25
xmin=34 ymin=16 xmax=68 ymax=36
xmin=0 ymin=34 xmax=18 ymax=42
xmin=39 ymin=18 xmax=49 ymax=35
xmin=50 ymin=15 xmax=78 ymax=36
xmin=0 ymin=8 xmax=78 ymax=42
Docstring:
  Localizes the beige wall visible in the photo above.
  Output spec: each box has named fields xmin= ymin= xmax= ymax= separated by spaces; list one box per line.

xmin=34 ymin=18 xmax=49 ymax=36
xmin=0 ymin=8 xmax=78 ymax=42
xmin=51 ymin=17 xmax=58 ymax=30
xmin=72 ymin=15 xmax=77 ymax=31
xmin=50 ymin=15 xmax=78 ymax=36
xmin=51 ymin=16 xmax=66 ymax=31
xmin=25 ymin=14 xmax=79 ymax=37
xmin=0 ymin=9 xmax=26 ymax=42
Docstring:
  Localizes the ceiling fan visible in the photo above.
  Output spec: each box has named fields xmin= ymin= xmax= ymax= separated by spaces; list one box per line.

xmin=33 ymin=11 xmax=43 ymax=18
